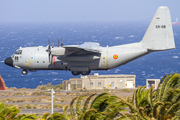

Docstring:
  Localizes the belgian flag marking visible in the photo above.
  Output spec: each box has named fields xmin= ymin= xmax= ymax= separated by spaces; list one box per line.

xmin=113 ymin=54 xmax=118 ymax=59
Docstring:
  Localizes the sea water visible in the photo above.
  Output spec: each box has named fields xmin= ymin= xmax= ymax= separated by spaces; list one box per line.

xmin=0 ymin=21 xmax=179 ymax=88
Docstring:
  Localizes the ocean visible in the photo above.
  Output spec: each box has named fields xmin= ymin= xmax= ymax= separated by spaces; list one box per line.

xmin=0 ymin=21 xmax=179 ymax=89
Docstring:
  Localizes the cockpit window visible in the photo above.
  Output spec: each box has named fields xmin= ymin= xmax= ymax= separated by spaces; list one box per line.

xmin=15 ymin=50 xmax=22 ymax=55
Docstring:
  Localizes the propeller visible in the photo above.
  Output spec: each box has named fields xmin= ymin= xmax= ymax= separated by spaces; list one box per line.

xmin=46 ymin=39 xmax=51 ymax=63
xmin=46 ymin=38 xmax=63 ymax=63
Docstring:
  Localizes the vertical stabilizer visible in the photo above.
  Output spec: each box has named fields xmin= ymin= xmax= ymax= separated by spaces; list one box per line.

xmin=141 ymin=6 xmax=175 ymax=51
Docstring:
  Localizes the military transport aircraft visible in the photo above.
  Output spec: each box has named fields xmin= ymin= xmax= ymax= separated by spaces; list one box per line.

xmin=5 ymin=6 xmax=175 ymax=76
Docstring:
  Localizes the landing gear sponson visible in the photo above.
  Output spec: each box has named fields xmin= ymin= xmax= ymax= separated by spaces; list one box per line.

xmin=71 ymin=71 xmax=91 ymax=76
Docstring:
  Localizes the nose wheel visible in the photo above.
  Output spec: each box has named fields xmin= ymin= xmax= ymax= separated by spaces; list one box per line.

xmin=22 ymin=69 xmax=28 ymax=75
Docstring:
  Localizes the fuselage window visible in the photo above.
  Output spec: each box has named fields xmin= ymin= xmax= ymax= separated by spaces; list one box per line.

xmin=15 ymin=56 xmax=19 ymax=62
xmin=43 ymin=61 xmax=45 ymax=63
xmin=37 ymin=61 xmax=39 ymax=63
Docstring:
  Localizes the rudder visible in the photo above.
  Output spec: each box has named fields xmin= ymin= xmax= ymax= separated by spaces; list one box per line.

xmin=140 ymin=6 xmax=175 ymax=51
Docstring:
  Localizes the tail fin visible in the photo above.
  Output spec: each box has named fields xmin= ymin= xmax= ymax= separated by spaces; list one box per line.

xmin=141 ymin=6 xmax=175 ymax=51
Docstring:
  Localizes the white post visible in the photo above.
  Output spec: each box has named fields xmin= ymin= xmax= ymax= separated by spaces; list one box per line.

xmin=51 ymin=88 xmax=55 ymax=114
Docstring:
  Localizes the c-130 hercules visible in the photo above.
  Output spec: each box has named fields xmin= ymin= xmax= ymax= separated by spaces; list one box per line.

xmin=5 ymin=6 xmax=175 ymax=76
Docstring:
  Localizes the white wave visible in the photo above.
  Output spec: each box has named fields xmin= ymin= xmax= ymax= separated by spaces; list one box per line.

xmin=52 ymin=72 xmax=58 ymax=75
xmin=53 ymin=78 xmax=58 ymax=81
xmin=115 ymin=69 xmax=119 ymax=73
xmin=151 ymin=74 xmax=154 ymax=76
xmin=173 ymin=56 xmax=178 ymax=58
xmin=129 ymin=35 xmax=134 ymax=38
xmin=141 ymin=71 xmax=145 ymax=73
xmin=115 ymin=37 xmax=124 ymax=39
xmin=0 ymin=61 xmax=4 ymax=63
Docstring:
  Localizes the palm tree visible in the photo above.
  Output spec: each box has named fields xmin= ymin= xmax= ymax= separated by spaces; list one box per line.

xmin=117 ymin=73 xmax=180 ymax=120
xmin=0 ymin=102 xmax=20 ymax=120
xmin=62 ymin=92 xmax=127 ymax=120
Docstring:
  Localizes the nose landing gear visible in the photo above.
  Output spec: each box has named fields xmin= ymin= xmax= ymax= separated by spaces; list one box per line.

xmin=22 ymin=69 xmax=28 ymax=75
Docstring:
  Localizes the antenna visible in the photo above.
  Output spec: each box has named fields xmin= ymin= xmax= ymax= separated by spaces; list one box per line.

xmin=61 ymin=37 xmax=63 ymax=47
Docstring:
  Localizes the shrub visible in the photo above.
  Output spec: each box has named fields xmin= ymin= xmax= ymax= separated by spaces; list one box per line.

xmin=26 ymin=104 xmax=32 ymax=109
xmin=31 ymin=91 xmax=50 ymax=96
xmin=122 ymin=88 xmax=131 ymax=92
xmin=15 ymin=92 xmax=22 ymax=96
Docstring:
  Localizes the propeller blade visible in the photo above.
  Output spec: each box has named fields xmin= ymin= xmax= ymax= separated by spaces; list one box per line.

xmin=49 ymin=53 xmax=51 ymax=63
xmin=58 ymin=39 xmax=60 ymax=47
xmin=48 ymin=39 xmax=50 ymax=49
xmin=52 ymin=39 xmax=54 ymax=48
xmin=47 ymin=39 xmax=51 ymax=63
xmin=61 ymin=37 xmax=63 ymax=47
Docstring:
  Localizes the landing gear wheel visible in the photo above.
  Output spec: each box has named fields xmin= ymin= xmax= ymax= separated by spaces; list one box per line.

xmin=22 ymin=69 xmax=28 ymax=75
xmin=81 ymin=71 xmax=91 ymax=76
xmin=71 ymin=71 xmax=81 ymax=76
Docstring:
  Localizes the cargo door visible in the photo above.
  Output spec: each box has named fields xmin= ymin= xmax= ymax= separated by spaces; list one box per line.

xmin=28 ymin=60 xmax=34 ymax=68
xmin=101 ymin=57 xmax=107 ymax=68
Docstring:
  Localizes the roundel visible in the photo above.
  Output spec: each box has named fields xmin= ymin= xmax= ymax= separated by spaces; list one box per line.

xmin=113 ymin=54 xmax=118 ymax=59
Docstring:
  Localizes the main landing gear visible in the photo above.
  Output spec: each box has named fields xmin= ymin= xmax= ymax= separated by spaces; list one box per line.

xmin=22 ymin=69 xmax=28 ymax=75
xmin=71 ymin=71 xmax=91 ymax=76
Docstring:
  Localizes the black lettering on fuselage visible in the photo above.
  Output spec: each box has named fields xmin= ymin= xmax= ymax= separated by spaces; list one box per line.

xmin=156 ymin=25 xmax=166 ymax=29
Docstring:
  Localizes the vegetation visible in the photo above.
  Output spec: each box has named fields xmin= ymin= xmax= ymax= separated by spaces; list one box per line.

xmin=0 ymin=102 xmax=41 ymax=120
xmin=36 ymin=82 xmax=63 ymax=91
xmin=1 ymin=73 xmax=180 ymax=119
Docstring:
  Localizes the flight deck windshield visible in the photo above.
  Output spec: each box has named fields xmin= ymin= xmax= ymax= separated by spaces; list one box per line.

xmin=14 ymin=50 xmax=22 ymax=55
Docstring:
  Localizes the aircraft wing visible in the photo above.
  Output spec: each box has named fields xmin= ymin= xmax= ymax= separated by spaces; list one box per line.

xmin=63 ymin=42 xmax=100 ymax=54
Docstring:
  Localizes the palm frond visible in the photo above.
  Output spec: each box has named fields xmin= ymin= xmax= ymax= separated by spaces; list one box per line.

xmin=82 ymin=109 xmax=97 ymax=120
xmin=83 ymin=93 xmax=96 ymax=112
xmin=90 ymin=92 xmax=110 ymax=109
xmin=70 ymin=96 xmax=78 ymax=118
xmin=135 ymin=86 xmax=142 ymax=107
xmin=147 ymin=86 xmax=153 ymax=109
xmin=42 ymin=112 xmax=51 ymax=120
xmin=153 ymin=102 xmax=163 ymax=119
xmin=76 ymin=95 xmax=86 ymax=116
xmin=156 ymin=74 xmax=171 ymax=102
xmin=63 ymin=105 xmax=70 ymax=120
xmin=165 ymin=101 xmax=180 ymax=117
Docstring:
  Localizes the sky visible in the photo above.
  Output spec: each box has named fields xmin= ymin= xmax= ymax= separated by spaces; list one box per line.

xmin=0 ymin=0 xmax=179 ymax=22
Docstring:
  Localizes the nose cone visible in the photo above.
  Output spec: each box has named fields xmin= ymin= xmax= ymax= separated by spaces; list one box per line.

xmin=5 ymin=57 xmax=13 ymax=67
